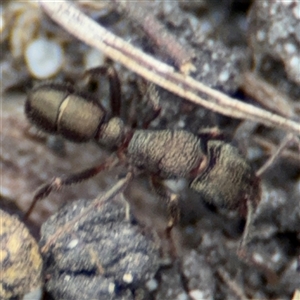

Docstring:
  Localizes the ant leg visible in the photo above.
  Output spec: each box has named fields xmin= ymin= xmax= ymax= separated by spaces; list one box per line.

xmin=237 ymin=198 xmax=256 ymax=257
xmin=237 ymin=199 xmax=280 ymax=284
xmin=24 ymin=156 xmax=119 ymax=219
xmin=41 ymin=172 xmax=133 ymax=253
xmin=236 ymin=198 xmax=279 ymax=283
xmin=119 ymin=193 xmax=131 ymax=221
xmin=83 ymin=66 xmax=121 ymax=117
xmin=138 ymin=82 xmax=162 ymax=129
xmin=197 ymin=127 xmax=225 ymax=141
xmin=151 ymin=176 xmax=180 ymax=258
xmin=256 ymin=133 xmax=297 ymax=177
xmin=197 ymin=127 xmax=226 ymax=153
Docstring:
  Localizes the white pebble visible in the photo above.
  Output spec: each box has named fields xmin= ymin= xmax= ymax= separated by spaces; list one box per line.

xmin=189 ymin=290 xmax=212 ymax=300
xmin=25 ymin=38 xmax=64 ymax=79
xmin=219 ymin=70 xmax=230 ymax=82
xmin=122 ymin=273 xmax=133 ymax=283
xmin=289 ymin=55 xmax=300 ymax=69
xmin=293 ymin=3 xmax=300 ymax=19
xmin=271 ymin=252 xmax=282 ymax=263
xmin=108 ymin=282 xmax=115 ymax=293
xmin=145 ymin=279 xmax=158 ymax=291
xmin=67 ymin=239 xmax=79 ymax=249
xmin=284 ymin=43 xmax=296 ymax=54
xmin=176 ymin=293 xmax=189 ymax=300
xmin=253 ymin=252 xmax=264 ymax=264
xmin=64 ymin=275 xmax=71 ymax=281
xmin=202 ymin=63 xmax=210 ymax=73
xmin=23 ymin=287 xmax=43 ymax=300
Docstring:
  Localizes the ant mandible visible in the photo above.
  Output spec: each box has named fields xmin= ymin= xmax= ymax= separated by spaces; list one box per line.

xmin=24 ymin=66 xmax=261 ymax=253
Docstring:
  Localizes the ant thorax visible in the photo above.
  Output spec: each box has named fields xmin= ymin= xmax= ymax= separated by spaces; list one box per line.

xmin=127 ymin=130 xmax=205 ymax=179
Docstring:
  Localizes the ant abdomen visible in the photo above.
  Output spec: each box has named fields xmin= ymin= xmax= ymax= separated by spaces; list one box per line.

xmin=25 ymin=82 xmax=106 ymax=143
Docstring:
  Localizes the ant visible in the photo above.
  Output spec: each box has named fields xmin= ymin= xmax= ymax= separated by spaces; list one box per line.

xmin=24 ymin=65 xmax=261 ymax=254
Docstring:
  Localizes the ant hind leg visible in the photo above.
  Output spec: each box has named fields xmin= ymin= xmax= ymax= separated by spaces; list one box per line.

xmin=24 ymin=156 xmax=119 ymax=220
xmin=83 ymin=65 xmax=122 ymax=117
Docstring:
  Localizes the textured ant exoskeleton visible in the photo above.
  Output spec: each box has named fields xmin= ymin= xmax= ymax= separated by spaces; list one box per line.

xmin=24 ymin=66 xmax=261 ymax=253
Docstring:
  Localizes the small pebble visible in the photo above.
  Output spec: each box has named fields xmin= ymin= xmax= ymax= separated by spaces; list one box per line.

xmin=25 ymin=38 xmax=64 ymax=79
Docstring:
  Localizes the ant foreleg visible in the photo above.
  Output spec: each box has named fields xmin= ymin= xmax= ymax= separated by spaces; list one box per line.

xmin=235 ymin=198 xmax=279 ymax=284
xmin=237 ymin=198 xmax=256 ymax=257
xmin=40 ymin=171 xmax=134 ymax=254
xmin=24 ymin=156 xmax=119 ymax=220
xmin=197 ymin=126 xmax=225 ymax=142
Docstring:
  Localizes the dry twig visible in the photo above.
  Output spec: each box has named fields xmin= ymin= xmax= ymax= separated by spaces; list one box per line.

xmin=216 ymin=268 xmax=249 ymax=300
xmin=256 ymin=134 xmax=298 ymax=176
xmin=253 ymin=135 xmax=300 ymax=164
xmin=38 ymin=0 xmax=300 ymax=135
xmin=112 ymin=0 xmax=195 ymax=73
xmin=241 ymin=71 xmax=296 ymax=119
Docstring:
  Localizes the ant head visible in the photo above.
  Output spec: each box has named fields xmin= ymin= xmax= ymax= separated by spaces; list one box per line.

xmin=190 ymin=140 xmax=259 ymax=211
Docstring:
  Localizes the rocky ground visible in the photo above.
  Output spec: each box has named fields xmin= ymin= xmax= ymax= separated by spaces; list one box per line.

xmin=1 ymin=1 xmax=300 ymax=299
